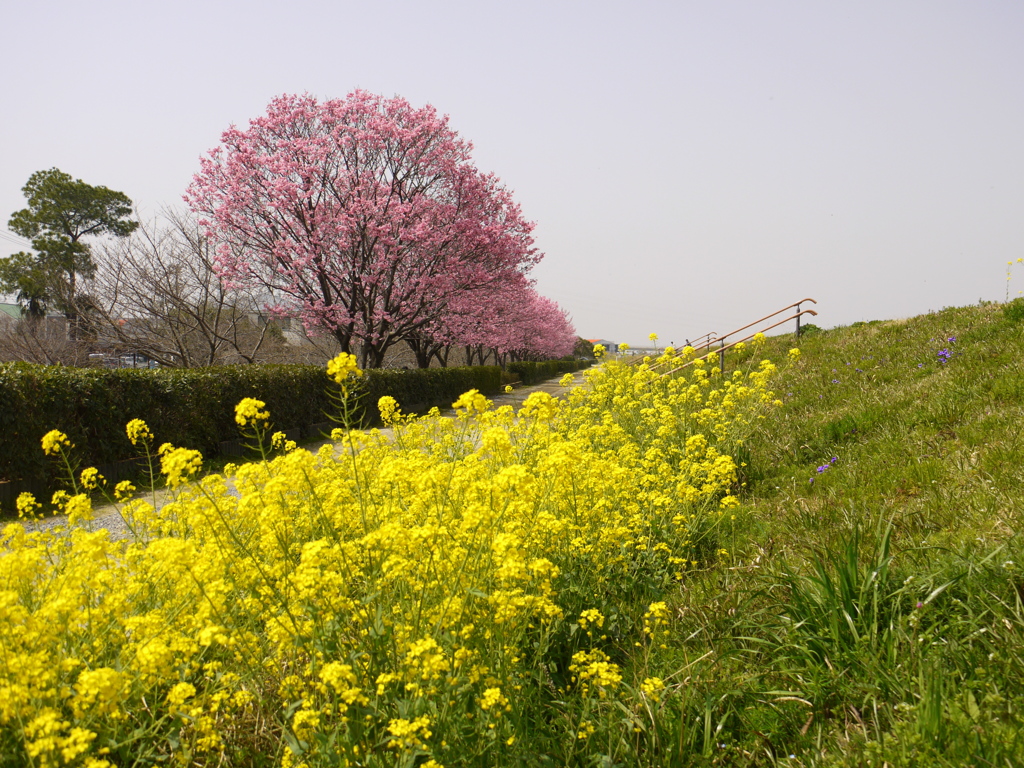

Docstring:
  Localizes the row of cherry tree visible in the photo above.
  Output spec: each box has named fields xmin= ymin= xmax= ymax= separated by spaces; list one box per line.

xmin=186 ymin=91 xmax=576 ymax=369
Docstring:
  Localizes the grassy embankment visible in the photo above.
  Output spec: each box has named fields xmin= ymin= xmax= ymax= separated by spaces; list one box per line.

xmin=688 ymin=300 xmax=1024 ymax=765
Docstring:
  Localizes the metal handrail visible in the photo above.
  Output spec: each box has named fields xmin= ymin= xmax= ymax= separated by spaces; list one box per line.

xmin=618 ymin=297 xmax=818 ymax=375
xmin=683 ymin=298 xmax=817 ymax=356
xmin=623 ymin=297 xmax=817 ymax=374
xmin=660 ymin=308 xmax=817 ymax=376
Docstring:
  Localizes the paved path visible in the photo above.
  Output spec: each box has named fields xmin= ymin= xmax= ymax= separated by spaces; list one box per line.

xmin=16 ymin=369 xmax=591 ymax=541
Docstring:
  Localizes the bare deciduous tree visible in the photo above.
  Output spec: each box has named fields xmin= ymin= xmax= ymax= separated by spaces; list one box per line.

xmin=87 ymin=210 xmax=281 ymax=367
xmin=0 ymin=313 xmax=90 ymax=365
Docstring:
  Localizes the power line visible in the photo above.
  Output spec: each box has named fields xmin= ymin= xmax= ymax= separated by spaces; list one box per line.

xmin=0 ymin=229 xmax=32 ymax=248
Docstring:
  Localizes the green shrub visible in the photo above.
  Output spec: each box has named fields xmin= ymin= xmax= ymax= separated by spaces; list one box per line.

xmin=356 ymin=366 xmax=501 ymax=425
xmin=0 ymin=363 xmax=502 ymax=501
xmin=505 ymin=358 xmax=592 ymax=385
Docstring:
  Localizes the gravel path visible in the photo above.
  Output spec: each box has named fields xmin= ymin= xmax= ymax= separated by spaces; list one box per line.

xmin=14 ymin=371 xmax=587 ymax=542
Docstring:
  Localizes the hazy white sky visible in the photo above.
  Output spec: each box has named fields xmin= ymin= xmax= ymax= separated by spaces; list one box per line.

xmin=2 ymin=0 xmax=1022 ymax=345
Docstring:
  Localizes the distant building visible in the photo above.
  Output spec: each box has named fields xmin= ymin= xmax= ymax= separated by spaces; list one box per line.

xmin=0 ymin=303 xmax=19 ymax=323
xmin=0 ymin=302 xmax=68 ymax=338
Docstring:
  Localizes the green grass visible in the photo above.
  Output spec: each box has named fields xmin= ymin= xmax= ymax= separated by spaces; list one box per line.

xmin=640 ymin=302 xmax=1024 ymax=766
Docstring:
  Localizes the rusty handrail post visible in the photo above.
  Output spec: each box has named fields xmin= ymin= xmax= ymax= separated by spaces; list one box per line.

xmin=796 ymin=301 xmax=802 ymax=338
xmin=688 ymin=331 xmax=717 ymax=349
xmin=719 ymin=338 xmax=725 ymax=374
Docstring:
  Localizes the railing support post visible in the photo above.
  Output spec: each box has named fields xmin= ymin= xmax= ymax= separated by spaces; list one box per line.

xmin=796 ymin=302 xmax=802 ymax=339
xmin=719 ymin=339 xmax=725 ymax=374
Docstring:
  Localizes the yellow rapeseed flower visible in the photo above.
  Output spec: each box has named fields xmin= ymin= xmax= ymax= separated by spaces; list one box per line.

xmin=478 ymin=686 xmax=508 ymax=712
xmin=234 ymin=398 xmax=270 ymax=427
xmin=79 ymin=467 xmax=104 ymax=490
xmin=166 ymin=682 xmax=196 ymax=709
xmin=578 ymin=608 xmax=605 ymax=630
xmin=326 ymin=352 xmax=362 ymax=384
xmin=640 ymin=676 xmax=666 ymax=702
xmin=387 ymin=715 xmax=432 ymax=751
xmin=125 ymin=418 xmax=152 ymax=445
xmin=114 ymin=480 xmax=136 ymax=502
xmin=378 ymin=395 xmax=400 ymax=424
xmin=159 ymin=445 xmax=203 ymax=487
xmin=73 ymin=667 xmax=123 ymax=716
xmin=521 ymin=391 xmax=558 ymax=421
xmin=41 ymin=429 xmax=72 ymax=456
xmin=4 ymin=332 xmax=782 ymax=762
xmin=452 ymin=389 xmax=490 ymax=414
xmin=65 ymin=493 xmax=94 ymax=525
xmin=15 ymin=492 xmax=41 ymax=521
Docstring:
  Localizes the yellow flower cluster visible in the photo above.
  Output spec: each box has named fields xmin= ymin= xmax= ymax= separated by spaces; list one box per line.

xmin=643 ymin=601 xmax=671 ymax=639
xmin=16 ymin=492 xmax=42 ymax=521
xmin=326 ymin=352 xmax=362 ymax=384
xmin=125 ymin=418 xmax=152 ymax=446
xmin=452 ymin=388 xmax=490 ymax=414
xmin=40 ymin=429 xmax=72 ymax=456
xmin=0 ymin=349 xmax=779 ymax=765
xmin=157 ymin=443 xmax=203 ymax=487
xmin=377 ymin=395 xmax=400 ymax=425
xmin=79 ymin=467 xmax=104 ymax=491
xmin=234 ymin=397 xmax=269 ymax=428
xmin=639 ymin=676 xmax=666 ymax=702
xmin=570 ymin=649 xmax=622 ymax=699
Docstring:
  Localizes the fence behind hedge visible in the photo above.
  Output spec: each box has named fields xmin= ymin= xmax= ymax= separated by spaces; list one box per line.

xmin=0 ymin=362 xmax=502 ymax=509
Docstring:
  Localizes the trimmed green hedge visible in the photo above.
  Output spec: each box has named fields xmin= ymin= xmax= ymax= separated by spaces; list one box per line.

xmin=505 ymin=358 xmax=593 ymax=385
xmin=0 ymin=363 xmax=501 ymax=494
xmin=359 ymin=366 xmax=501 ymax=420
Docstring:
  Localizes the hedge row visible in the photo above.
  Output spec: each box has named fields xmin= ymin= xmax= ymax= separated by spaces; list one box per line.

xmin=506 ymin=358 xmax=593 ymax=385
xmin=0 ymin=363 xmax=501 ymax=492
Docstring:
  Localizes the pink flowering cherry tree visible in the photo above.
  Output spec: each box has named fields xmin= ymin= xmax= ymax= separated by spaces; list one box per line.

xmin=495 ymin=289 xmax=577 ymax=363
xmin=186 ymin=91 xmax=539 ymax=368
xmin=405 ymin=270 xmax=576 ymax=367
